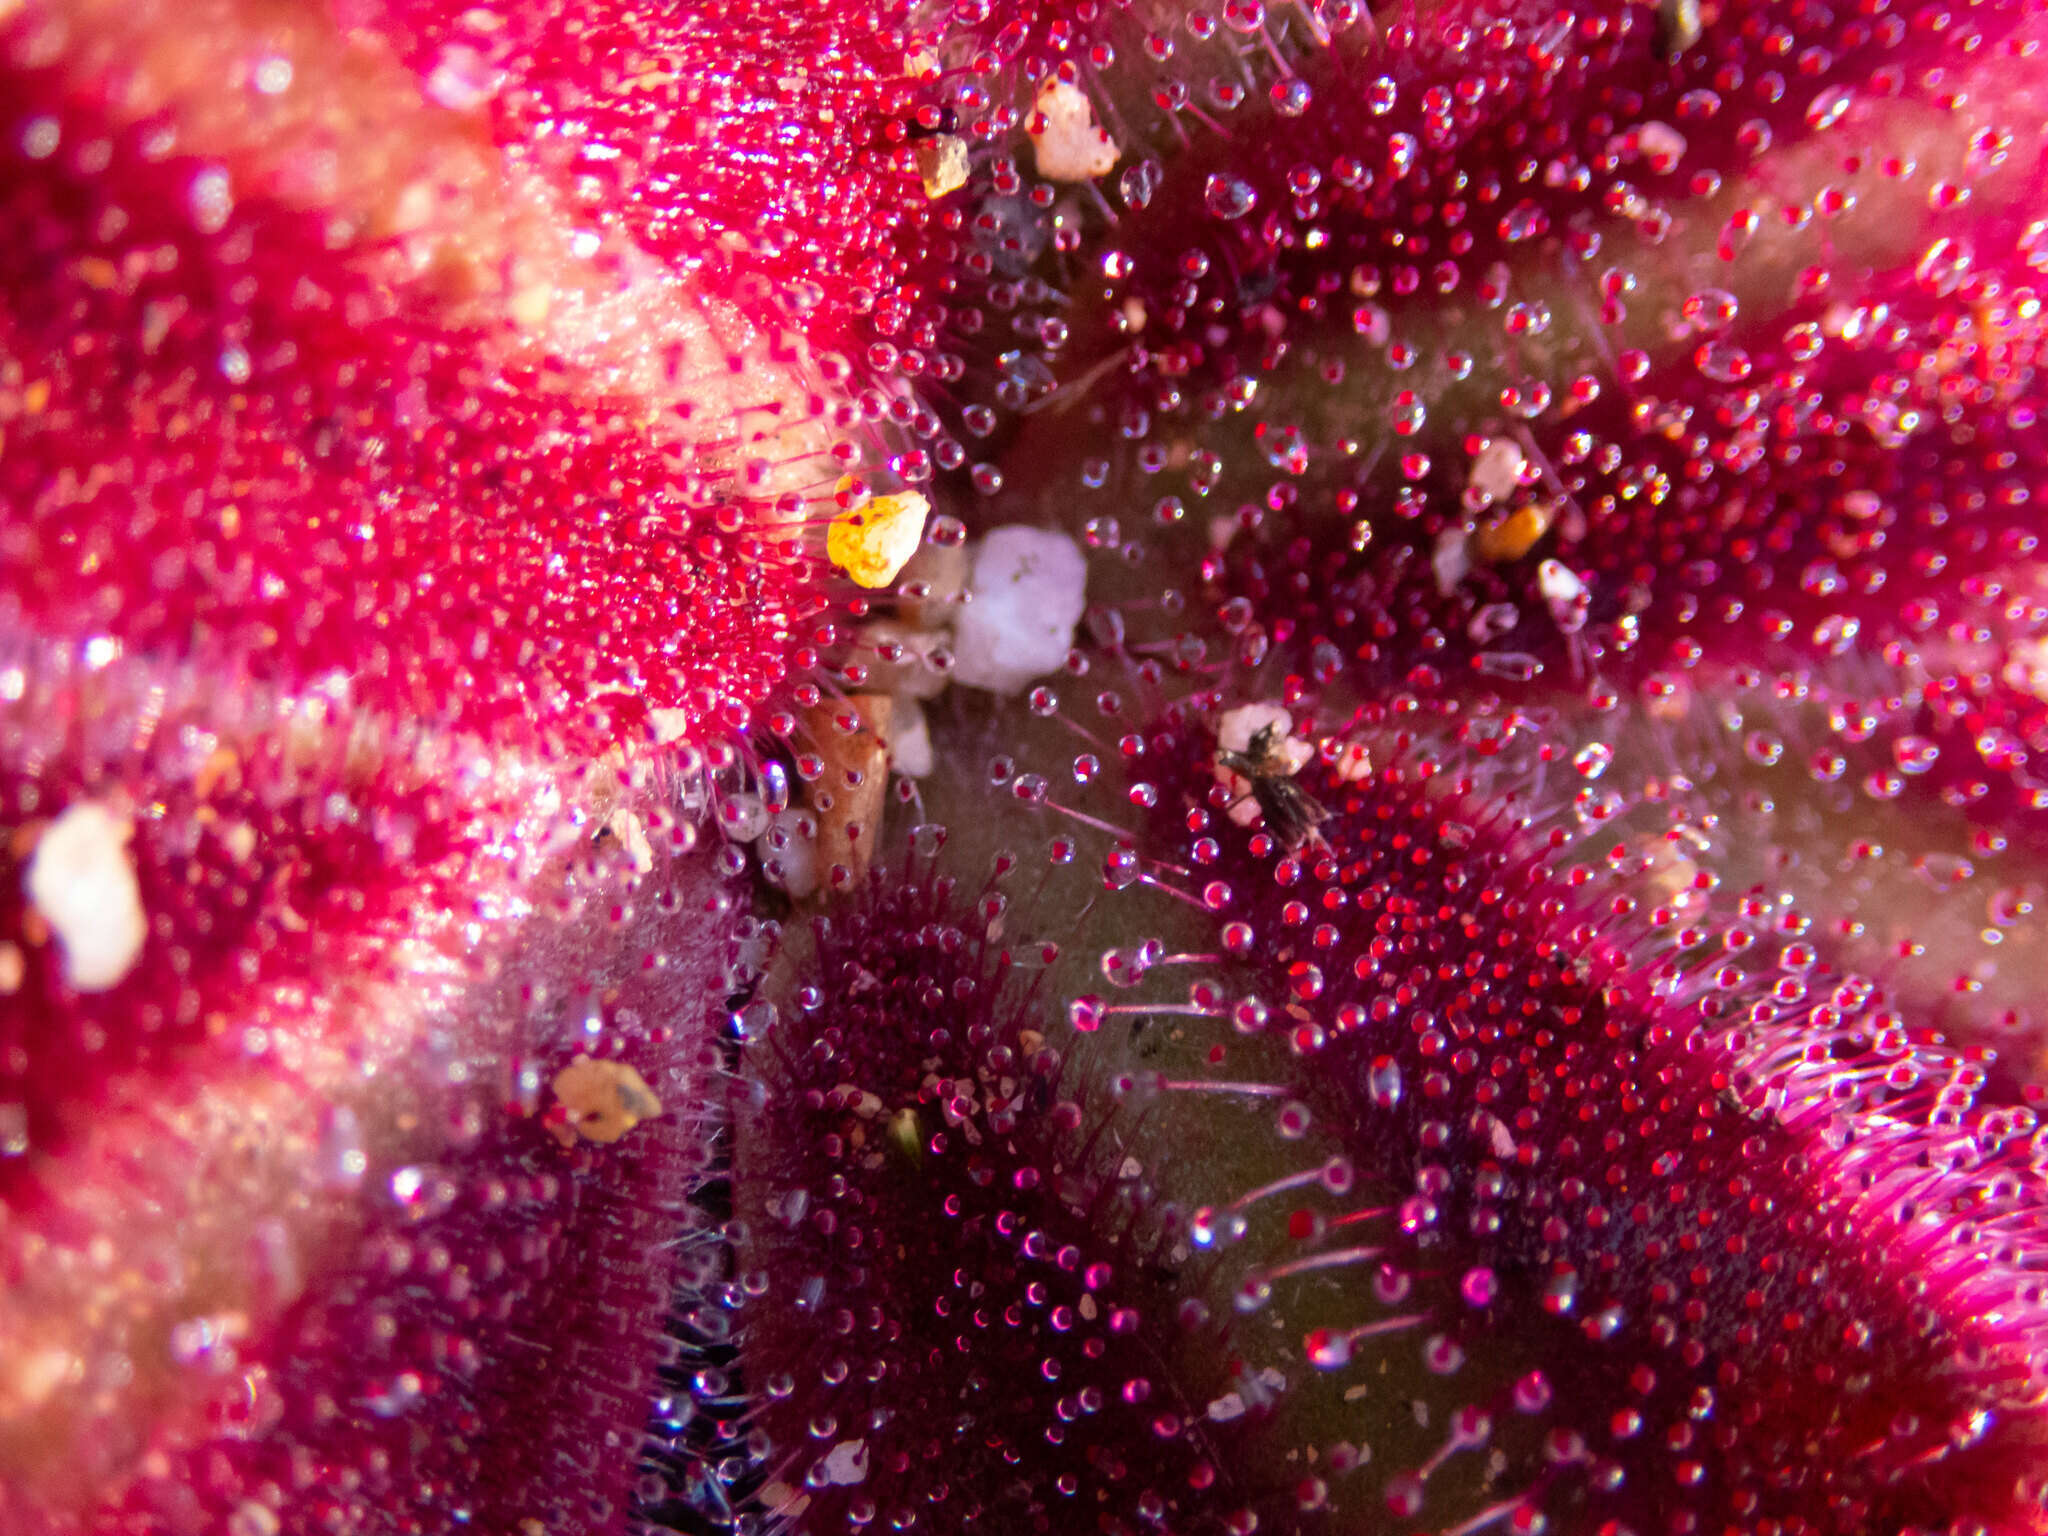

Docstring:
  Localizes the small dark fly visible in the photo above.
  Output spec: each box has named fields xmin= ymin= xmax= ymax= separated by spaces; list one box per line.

xmin=1215 ymin=721 xmax=1330 ymax=851
xmin=1234 ymin=262 xmax=1285 ymax=309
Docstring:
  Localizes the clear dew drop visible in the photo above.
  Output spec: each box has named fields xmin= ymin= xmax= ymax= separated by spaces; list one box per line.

xmin=1119 ymin=160 xmax=1162 ymax=210
xmin=1499 ymin=200 xmax=1549 ymax=242
xmin=1804 ymin=84 xmax=1854 ymax=131
xmin=1204 ymin=174 xmax=1258 ymax=220
xmin=1305 ymin=1327 xmax=1352 ymax=1370
xmin=1270 ymin=77 xmax=1313 ymax=117
xmin=1695 ymin=341 xmax=1752 ymax=383
xmin=1893 ymin=735 xmax=1940 ymax=775
xmin=1388 ymin=394 xmax=1427 ymax=434
xmin=1915 ymin=237 xmax=1973 ymax=297
xmin=1682 ymin=287 xmax=1739 ymax=331
xmin=1914 ymin=854 xmax=1975 ymax=892
xmin=1368 ymin=1055 xmax=1402 ymax=1109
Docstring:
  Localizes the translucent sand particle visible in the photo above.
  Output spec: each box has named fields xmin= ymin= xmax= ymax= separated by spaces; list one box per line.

xmin=949 ymin=527 xmax=1087 ymax=694
xmin=25 ymin=800 xmax=146 ymax=991
xmin=1464 ymin=437 xmax=1526 ymax=507
xmin=1028 ymin=79 xmax=1118 ymax=183
xmin=757 ymin=808 xmax=821 ymax=900
xmin=915 ymin=136 xmax=969 ymax=198
xmin=888 ymin=696 xmax=934 ymax=777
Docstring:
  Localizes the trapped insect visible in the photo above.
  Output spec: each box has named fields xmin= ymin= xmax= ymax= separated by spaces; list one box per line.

xmin=1215 ymin=721 xmax=1331 ymax=851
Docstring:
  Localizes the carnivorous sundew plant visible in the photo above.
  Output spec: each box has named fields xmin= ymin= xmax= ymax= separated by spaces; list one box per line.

xmin=4 ymin=0 xmax=2048 ymax=1532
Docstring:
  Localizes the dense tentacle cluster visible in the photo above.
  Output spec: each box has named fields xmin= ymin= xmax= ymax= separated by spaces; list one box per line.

xmin=0 ymin=650 xmax=524 ymax=1168
xmin=0 ymin=0 xmax=926 ymax=752
xmin=659 ymin=684 xmax=2048 ymax=1535
xmin=1088 ymin=702 xmax=2048 ymax=1534
xmin=720 ymin=864 xmax=1302 ymax=1536
xmin=888 ymin=0 xmax=2048 ymax=1067
xmin=355 ymin=0 xmax=936 ymax=354
xmin=77 ymin=1052 xmax=721 ymax=1536
xmin=0 ymin=639 xmax=752 ymax=1529
xmin=1204 ymin=242 xmax=2048 ymax=845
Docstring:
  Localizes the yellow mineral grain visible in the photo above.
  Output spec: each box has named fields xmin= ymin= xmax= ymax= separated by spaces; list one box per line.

xmin=828 ymin=490 xmax=930 ymax=589
xmin=550 ymin=1056 xmax=664 ymax=1145
xmin=1472 ymin=501 xmax=1555 ymax=564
